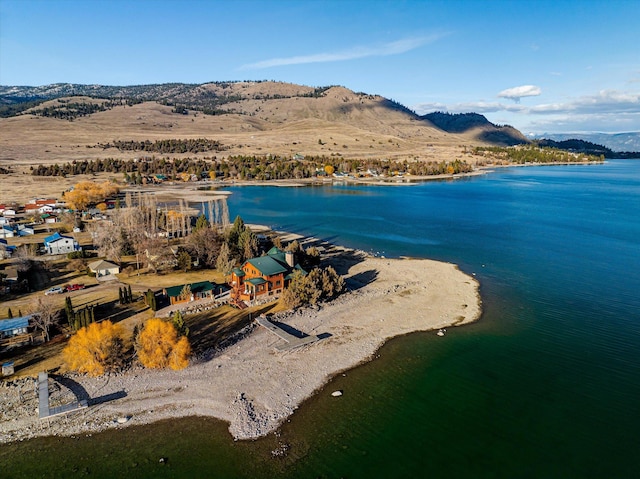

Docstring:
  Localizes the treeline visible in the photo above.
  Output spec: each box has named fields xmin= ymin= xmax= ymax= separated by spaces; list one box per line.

xmin=29 ymin=99 xmax=127 ymax=121
xmin=96 ymin=138 xmax=224 ymax=154
xmin=31 ymin=154 xmax=474 ymax=180
xmin=535 ymin=139 xmax=640 ymax=159
xmin=31 ymin=157 xmax=214 ymax=177
xmin=473 ymin=145 xmax=604 ymax=164
xmin=0 ymin=99 xmax=46 ymax=118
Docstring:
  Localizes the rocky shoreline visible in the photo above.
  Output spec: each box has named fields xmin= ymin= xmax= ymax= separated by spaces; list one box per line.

xmin=0 ymin=250 xmax=481 ymax=444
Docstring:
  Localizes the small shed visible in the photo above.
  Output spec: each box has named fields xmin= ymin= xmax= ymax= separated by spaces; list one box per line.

xmin=3 ymin=266 xmax=19 ymax=282
xmin=2 ymin=362 xmax=14 ymax=376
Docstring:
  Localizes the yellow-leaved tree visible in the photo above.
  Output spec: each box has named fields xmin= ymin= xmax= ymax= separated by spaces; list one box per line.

xmin=63 ymin=320 xmax=126 ymax=376
xmin=63 ymin=180 xmax=119 ymax=211
xmin=136 ymin=318 xmax=191 ymax=370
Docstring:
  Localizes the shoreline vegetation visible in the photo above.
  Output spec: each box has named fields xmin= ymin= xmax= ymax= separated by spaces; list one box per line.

xmin=0 ymin=239 xmax=481 ymax=444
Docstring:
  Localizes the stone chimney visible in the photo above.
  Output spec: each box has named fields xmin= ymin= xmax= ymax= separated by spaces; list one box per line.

xmin=285 ymin=251 xmax=295 ymax=268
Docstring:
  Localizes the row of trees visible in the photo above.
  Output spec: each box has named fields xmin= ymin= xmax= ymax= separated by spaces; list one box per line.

xmin=97 ymin=138 xmax=224 ymax=154
xmin=30 ymin=153 xmax=474 ymax=181
xmin=119 ymin=285 xmax=134 ymax=305
xmin=473 ymin=145 xmax=603 ymax=164
xmin=62 ymin=316 xmax=191 ymax=376
xmin=29 ymin=100 xmax=118 ymax=121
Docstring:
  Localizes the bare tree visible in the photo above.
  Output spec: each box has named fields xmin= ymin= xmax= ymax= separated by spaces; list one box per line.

xmin=30 ymin=296 xmax=61 ymax=342
xmin=14 ymin=244 xmax=38 ymax=272
xmin=89 ymin=222 xmax=125 ymax=262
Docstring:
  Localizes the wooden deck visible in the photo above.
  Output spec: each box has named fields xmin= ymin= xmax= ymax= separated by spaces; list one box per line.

xmin=255 ymin=315 xmax=320 ymax=351
xmin=38 ymin=372 xmax=88 ymax=420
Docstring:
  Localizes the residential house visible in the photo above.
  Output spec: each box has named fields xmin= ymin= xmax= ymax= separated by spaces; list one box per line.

xmin=162 ymin=281 xmax=227 ymax=305
xmin=16 ymin=225 xmax=34 ymax=236
xmin=230 ymin=247 xmax=306 ymax=303
xmin=0 ymin=239 xmax=16 ymax=259
xmin=0 ymin=226 xmax=15 ymax=239
xmin=41 ymin=214 xmax=59 ymax=224
xmin=0 ymin=315 xmax=43 ymax=349
xmin=88 ymin=260 xmax=120 ymax=279
xmin=24 ymin=204 xmax=41 ymax=215
xmin=0 ymin=316 xmax=31 ymax=339
xmin=44 ymin=232 xmax=80 ymax=255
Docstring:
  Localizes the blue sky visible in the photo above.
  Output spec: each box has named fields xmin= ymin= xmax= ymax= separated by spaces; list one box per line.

xmin=1 ymin=0 xmax=639 ymax=134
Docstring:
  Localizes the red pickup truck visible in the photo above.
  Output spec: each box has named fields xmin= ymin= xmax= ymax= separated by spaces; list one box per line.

xmin=64 ymin=284 xmax=85 ymax=292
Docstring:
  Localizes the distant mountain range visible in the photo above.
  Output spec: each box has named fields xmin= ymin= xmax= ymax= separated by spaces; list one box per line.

xmin=0 ymin=82 xmax=529 ymax=148
xmin=529 ymin=132 xmax=640 ymax=153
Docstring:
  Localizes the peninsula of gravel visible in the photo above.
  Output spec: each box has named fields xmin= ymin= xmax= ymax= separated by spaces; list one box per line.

xmin=0 ymin=249 xmax=481 ymax=444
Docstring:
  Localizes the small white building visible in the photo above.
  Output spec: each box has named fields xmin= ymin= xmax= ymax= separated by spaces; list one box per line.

xmin=88 ymin=260 xmax=120 ymax=279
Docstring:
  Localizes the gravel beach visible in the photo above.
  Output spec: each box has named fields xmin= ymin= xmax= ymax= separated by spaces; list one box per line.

xmin=0 ymin=249 xmax=481 ymax=444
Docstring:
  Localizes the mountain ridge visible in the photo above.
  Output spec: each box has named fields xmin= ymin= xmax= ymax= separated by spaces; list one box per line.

xmin=0 ymin=81 xmax=529 ymax=152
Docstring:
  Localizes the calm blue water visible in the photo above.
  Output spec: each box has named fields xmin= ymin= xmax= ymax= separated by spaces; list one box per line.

xmin=3 ymin=161 xmax=640 ymax=478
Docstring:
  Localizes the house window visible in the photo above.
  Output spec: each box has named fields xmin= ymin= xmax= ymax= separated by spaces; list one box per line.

xmin=275 ymin=280 xmax=281 ymax=286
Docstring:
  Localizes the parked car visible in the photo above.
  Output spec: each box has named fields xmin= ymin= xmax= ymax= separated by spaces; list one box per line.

xmin=45 ymin=286 xmax=64 ymax=295
xmin=64 ymin=284 xmax=85 ymax=292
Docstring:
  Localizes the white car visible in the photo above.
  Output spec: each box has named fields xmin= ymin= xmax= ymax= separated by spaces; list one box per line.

xmin=45 ymin=286 xmax=64 ymax=295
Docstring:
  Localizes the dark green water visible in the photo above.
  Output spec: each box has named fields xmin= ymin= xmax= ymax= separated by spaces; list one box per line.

xmin=3 ymin=161 xmax=640 ymax=478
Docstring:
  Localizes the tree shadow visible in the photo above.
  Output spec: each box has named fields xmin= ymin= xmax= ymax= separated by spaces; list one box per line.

xmin=346 ymin=269 xmax=379 ymax=290
xmin=322 ymin=248 xmax=368 ymax=276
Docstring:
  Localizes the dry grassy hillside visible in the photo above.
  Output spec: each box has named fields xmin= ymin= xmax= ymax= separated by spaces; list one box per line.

xmin=0 ymin=81 xmax=526 ymax=203
xmin=0 ymin=84 xmax=491 ymax=165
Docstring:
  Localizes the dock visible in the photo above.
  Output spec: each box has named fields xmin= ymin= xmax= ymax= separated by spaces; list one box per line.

xmin=255 ymin=315 xmax=320 ymax=351
xmin=38 ymin=372 xmax=88 ymax=420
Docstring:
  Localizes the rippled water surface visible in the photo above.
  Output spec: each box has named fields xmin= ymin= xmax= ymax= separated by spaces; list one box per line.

xmin=3 ymin=161 xmax=640 ymax=478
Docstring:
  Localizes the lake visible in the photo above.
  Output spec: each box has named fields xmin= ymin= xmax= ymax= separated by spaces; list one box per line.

xmin=3 ymin=161 xmax=639 ymax=478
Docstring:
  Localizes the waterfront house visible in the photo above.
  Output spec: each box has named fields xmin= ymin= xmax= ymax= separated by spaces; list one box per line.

xmin=44 ymin=232 xmax=80 ymax=255
xmin=162 ymin=281 xmax=227 ymax=305
xmin=231 ymin=247 xmax=306 ymax=303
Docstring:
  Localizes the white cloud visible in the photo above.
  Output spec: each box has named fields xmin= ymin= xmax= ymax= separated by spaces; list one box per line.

xmin=497 ymin=85 xmax=542 ymax=102
xmin=413 ymin=89 xmax=640 ymax=133
xmin=530 ymin=90 xmax=640 ymax=115
xmin=239 ymin=34 xmax=447 ymax=70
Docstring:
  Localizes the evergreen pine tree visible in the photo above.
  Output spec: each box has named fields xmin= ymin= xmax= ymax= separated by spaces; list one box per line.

xmin=65 ymin=297 xmax=73 ymax=324
xmin=7 ymin=308 xmax=13 ymax=319
xmin=128 ymin=284 xmax=133 ymax=303
xmin=171 ymin=310 xmax=189 ymax=337
xmin=119 ymin=287 xmax=124 ymax=305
